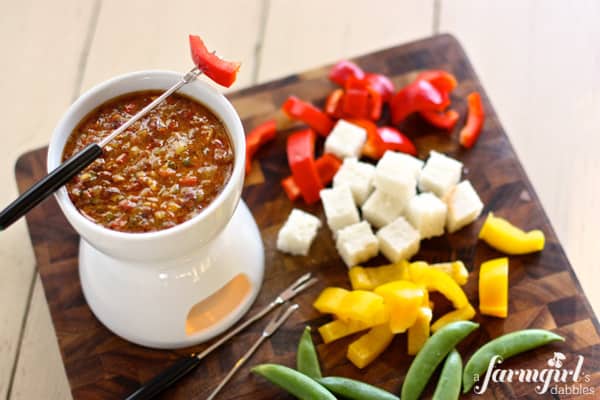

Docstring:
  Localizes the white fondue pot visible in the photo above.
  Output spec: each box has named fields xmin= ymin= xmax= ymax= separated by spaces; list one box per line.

xmin=47 ymin=70 xmax=264 ymax=349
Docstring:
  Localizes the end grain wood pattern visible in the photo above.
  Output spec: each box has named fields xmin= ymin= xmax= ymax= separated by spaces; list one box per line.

xmin=16 ymin=35 xmax=599 ymax=399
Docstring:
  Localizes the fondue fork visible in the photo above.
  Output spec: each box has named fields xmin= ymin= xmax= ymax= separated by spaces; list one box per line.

xmin=125 ymin=272 xmax=317 ymax=400
xmin=206 ymin=303 xmax=299 ymax=400
xmin=0 ymin=67 xmax=202 ymax=231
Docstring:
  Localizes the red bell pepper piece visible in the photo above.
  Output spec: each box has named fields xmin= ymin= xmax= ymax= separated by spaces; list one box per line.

xmin=334 ymin=71 xmax=394 ymax=121
xmin=245 ymin=120 xmax=277 ymax=175
xmin=325 ymin=89 xmax=344 ymax=118
xmin=376 ymin=126 xmax=417 ymax=156
xmin=281 ymin=153 xmax=342 ymax=201
xmin=189 ymin=35 xmax=240 ymax=88
xmin=345 ymin=118 xmax=377 ymax=137
xmin=344 ymin=75 xmax=366 ymax=91
xmin=344 ymin=77 xmax=385 ymax=121
xmin=460 ymin=92 xmax=485 ymax=148
xmin=353 ymin=119 xmax=416 ymax=159
xmin=281 ymin=176 xmax=302 ymax=201
xmin=390 ymin=79 xmax=450 ymax=124
xmin=315 ymin=153 xmax=343 ymax=185
xmin=362 ymin=132 xmax=385 ymax=159
xmin=419 ymin=109 xmax=460 ymax=131
xmin=416 ymin=70 xmax=458 ymax=93
xmin=362 ymin=123 xmax=417 ymax=159
xmin=345 ymin=72 xmax=394 ymax=102
xmin=343 ymin=118 xmax=380 ymax=159
xmin=364 ymin=73 xmax=394 ymax=102
xmin=286 ymin=129 xmax=323 ymax=203
xmin=367 ymin=87 xmax=383 ymax=121
xmin=282 ymin=96 xmax=334 ymax=137
xmin=342 ymin=88 xmax=370 ymax=119
xmin=329 ymin=60 xmax=365 ymax=86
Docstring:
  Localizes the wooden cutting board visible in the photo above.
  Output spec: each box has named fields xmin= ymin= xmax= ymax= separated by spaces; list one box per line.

xmin=16 ymin=34 xmax=599 ymax=399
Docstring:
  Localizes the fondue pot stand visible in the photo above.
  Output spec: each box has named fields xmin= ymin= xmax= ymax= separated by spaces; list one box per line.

xmin=47 ymin=71 xmax=264 ymax=349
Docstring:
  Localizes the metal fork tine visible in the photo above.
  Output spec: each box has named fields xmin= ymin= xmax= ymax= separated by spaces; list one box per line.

xmin=291 ymin=272 xmax=313 ymax=288
xmin=206 ymin=304 xmax=298 ymax=400
xmin=265 ymin=304 xmax=298 ymax=336
xmin=279 ymin=273 xmax=315 ymax=302
xmin=274 ymin=303 xmax=299 ymax=326
xmin=128 ymin=274 xmax=317 ymax=400
xmin=264 ymin=306 xmax=286 ymax=331
xmin=291 ymin=277 xmax=318 ymax=295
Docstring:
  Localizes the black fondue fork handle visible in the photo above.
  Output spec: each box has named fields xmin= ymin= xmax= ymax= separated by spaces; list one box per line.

xmin=123 ymin=273 xmax=317 ymax=400
xmin=0 ymin=66 xmax=202 ymax=231
xmin=124 ymin=355 xmax=202 ymax=400
xmin=0 ymin=143 xmax=102 ymax=230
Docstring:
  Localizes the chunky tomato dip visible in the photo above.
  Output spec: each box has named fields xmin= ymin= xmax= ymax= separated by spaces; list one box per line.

xmin=62 ymin=91 xmax=234 ymax=233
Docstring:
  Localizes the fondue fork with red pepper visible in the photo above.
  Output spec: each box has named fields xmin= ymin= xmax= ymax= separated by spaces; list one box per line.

xmin=0 ymin=34 xmax=239 ymax=230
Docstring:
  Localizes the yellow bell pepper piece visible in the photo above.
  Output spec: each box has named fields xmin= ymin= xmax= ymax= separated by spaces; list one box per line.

xmin=347 ymin=323 xmax=395 ymax=369
xmin=430 ymin=261 xmax=469 ymax=286
xmin=407 ymin=260 xmax=430 ymax=280
xmin=348 ymin=266 xmax=373 ymax=290
xmin=318 ymin=319 xmax=369 ymax=344
xmin=337 ymin=290 xmax=389 ymax=326
xmin=479 ymin=212 xmax=545 ymax=255
xmin=407 ymin=306 xmax=432 ymax=355
xmin=313 ymin=287 xmax=349 ymax=314
xmin=374 ymin=281 xmax=425 ymax=333
xmin=431 ymin=304 xmax=476 ymax=332
xmin=348 ymin=261 xmax=410 ymax=290
xmin=408 ymin=262 xmax=469 ymax=309
xmin=479 ymin=257 xmax=509 ymax=318
xmin=421 ymin=285 xmax=435 ymax=311
xmin=421 ymin=286 xmax=430 ymax=307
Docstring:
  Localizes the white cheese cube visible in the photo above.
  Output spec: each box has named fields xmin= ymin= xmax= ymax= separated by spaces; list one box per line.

xmin=444 ymin=180 xmax=484 ymax=233
xmin=405 ymin=192 xmax=448 ymax=239
xmin=276 ymin=209 xmax=322 ymax=256
xmin=324 ymin=120 xmax=367 ymax=159
xmin=361 ymin=189 xmax=407 ymax=228
xmin=333 ymin=158 xmax=376 ymax=205
xmin=418 ymin=150 xmax=463 ymax=197
xmin=373 ymin=151 xmax=421 ymax=202
xmin=382 ymin=150 xmax=425 ymax=179
xmin=377 ymin=217 xmax=420 ymax=263
xmin=320 ymin=186 xmax=360 ymax=232
xmin=335 ymin=221 xmax=379 ymax=267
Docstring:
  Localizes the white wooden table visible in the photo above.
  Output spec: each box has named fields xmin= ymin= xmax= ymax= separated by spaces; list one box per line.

xmin=1 ymin=1 xmax=598 ymax=398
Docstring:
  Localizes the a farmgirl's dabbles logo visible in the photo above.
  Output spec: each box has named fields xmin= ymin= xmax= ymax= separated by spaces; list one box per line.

xmin=472 ymin=352 xmax=595 ymax=396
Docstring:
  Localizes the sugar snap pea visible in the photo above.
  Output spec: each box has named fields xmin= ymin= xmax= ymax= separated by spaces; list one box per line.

xmin=318 ymin=376 xmax=399 ymax=400
xmin=462 ymin=329 xmax=564 ymax=393
xmin=251 ymin=364 xmax=336 ymax=400
xmin=401 ymin=321 xmax=479 ymax=400
xmin=297 ymin=326 xmax=322 ymax=379
xmin=432 ymin=349 xmax=462 ymax=400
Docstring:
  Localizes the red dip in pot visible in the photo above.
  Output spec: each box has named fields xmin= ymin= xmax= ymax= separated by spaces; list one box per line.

xmin=62 ymin=90 xmax=234 ymax=233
